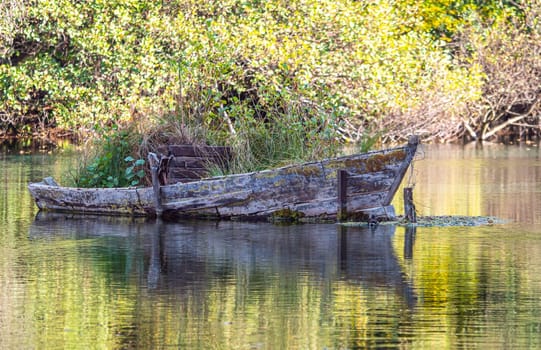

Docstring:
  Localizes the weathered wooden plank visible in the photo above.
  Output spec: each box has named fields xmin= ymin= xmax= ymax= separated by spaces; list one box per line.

xmin=324 ymin=149 xmax=408 ymax=174
xmin=170 ymin=156 xmax=229 ymax=169
xmin=156 ymin=146 xmax=169 ymax=155
xmin=152 ymin=146 xmax=232 ymax=184
xmin=159 ymin=158 xmax=396 ymax=218
xmin=43 ymin=177 xmax=59 ymax=186
xmin=170 ymin=156 xmax=207 ymax=169
xmin=161 ymin=173 xmax=252 ymax=201
xmin=168 ymin=168 xmax=208 ymax=182
xmin=28 ymin=182 xmax=154 ymax=216
xmin=167 ymin=145 xmax=231 ymax=158
xmin=171 ymin=189 xmax=394 ymax=220
xmin=383 ymin=135 xmax=418 ymax=204
xmin=161 ymin=165 xmax=399 ymax=209
xmin=162 ymin=190 xmax=252 ymax=211
xmin=346 ymin=171 xmax=395 ymax=194
xmin=347 ymin=180 xmax=393 ymax=194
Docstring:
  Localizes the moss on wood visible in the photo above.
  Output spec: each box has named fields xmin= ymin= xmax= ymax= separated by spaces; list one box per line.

xmin=340 ymin=215 xmax=505 ymax=227
xmin=270 ymin=208 xmax=306 ymax=223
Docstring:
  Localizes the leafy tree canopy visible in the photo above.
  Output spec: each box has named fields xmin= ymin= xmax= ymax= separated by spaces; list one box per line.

xmin=0 ymin=0 xmax=534 ymax=144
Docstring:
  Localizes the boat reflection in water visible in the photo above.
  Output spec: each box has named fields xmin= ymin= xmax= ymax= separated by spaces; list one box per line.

xmin=31 ymin=212 xmax=416 ymax=304
xmin=337 ymin=224 xmax=416 ymax=308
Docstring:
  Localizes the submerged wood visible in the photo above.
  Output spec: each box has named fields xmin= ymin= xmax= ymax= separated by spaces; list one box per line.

xmin=28 ymin=136 xmax=419 ymax=222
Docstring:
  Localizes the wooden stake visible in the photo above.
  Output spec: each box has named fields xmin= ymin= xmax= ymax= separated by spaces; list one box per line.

xmin=148 ymin=153 xmax=163 ymax=218
xmin=337 ymin=170 xmax=348 ymax=222
xmin=403 ymin=187 xmax=416 ymax=223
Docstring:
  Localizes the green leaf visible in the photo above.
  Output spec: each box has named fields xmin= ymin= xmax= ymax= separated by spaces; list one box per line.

xmin=125 ymin=166 xmax=134 ymax=175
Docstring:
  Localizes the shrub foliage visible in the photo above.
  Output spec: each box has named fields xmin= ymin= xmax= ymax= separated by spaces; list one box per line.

xmin=1 ymin=0 xmax=538 ymax=150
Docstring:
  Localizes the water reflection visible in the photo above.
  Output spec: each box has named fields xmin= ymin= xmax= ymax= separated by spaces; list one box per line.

xmin=2 ymin=144 xmax=541 ymax=348
xmin=400 ymin=144 xmax=541 ymax=224
xmin=28 ymin=213 xmax=417 ymax=348
xmin=32 ymin=213 xmax=416 ymax=295
xmin=338 ymin=225 xmax=417 ymax=309
xmin=404 ymin=226 xmax=415 ymax=260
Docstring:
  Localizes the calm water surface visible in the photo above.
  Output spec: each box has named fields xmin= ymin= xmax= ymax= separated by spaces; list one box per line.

xmin=1 ymin=144 xmax=540 ymax=349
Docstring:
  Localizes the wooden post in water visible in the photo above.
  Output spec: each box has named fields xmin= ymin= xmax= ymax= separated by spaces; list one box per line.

xmin=337 ymin=170 xmax=348 ymax=222
xmin=403 ymin=187 xmax=416 ymax=223
xmin=148 ymin=153 xmax=163 ymax=218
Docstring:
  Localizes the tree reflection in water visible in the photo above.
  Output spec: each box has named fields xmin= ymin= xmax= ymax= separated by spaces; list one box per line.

xmin=28 ymin=213 xmax=418 ymax=348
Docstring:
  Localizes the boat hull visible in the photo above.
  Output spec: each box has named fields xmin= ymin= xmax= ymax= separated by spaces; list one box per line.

xmin=28 ymin=137 xmax=418 ymax=222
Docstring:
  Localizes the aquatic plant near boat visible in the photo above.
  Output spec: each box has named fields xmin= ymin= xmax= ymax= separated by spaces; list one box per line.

xmin=123 ymin=157 xmax=146 ymax=187
xmin=77 ymin=155 xmax=146 ymax=188
xmin=74 ymin=130 xmax=146 ymax=188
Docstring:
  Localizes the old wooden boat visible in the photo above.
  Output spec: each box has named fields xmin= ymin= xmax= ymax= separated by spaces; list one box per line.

xmin=28 ymin=136 xmax=419 ymax=222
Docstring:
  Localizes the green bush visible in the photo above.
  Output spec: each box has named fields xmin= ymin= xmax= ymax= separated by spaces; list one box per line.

xmin=0 ymin=0 xmax=529 ymax=145
xmin=74 ymin=130 xmax=146 ymax=188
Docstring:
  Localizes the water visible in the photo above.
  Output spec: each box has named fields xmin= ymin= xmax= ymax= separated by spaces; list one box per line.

xmin=1 ymin=143 xmax=541 ymax=349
